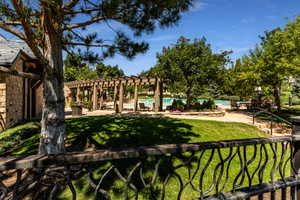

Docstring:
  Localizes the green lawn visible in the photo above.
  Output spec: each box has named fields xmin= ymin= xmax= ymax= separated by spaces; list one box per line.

xmin=0 ymin=116 xmax=267 ymax=156
xmin=0 ymin=116 xmax=275 ymax=199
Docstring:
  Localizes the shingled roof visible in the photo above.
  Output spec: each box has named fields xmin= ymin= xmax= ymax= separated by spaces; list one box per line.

xmin=0 ymin=35 xmax=35 ymax=65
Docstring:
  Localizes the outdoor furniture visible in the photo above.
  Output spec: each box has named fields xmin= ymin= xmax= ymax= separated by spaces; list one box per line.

xmin=139 ymin=103 xmax=150 ymax=111
xmin=230 ymin=101 xmax=240 ymax=110
xmin=71 ymin=104 xmax=83 ymax=116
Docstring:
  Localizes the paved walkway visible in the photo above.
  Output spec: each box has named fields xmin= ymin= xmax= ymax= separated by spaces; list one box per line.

xmin=66 ymin=107 xmax=255 ymax=125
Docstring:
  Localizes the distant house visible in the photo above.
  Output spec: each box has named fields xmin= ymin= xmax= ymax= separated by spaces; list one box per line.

xmin=0 ymin=35 xmax=43 ymax=131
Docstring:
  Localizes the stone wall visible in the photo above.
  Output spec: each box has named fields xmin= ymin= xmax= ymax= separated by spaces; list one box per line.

xmin=5 ymin=60 xmax=24 ymax=128
xmin=0 ymin=73 xmax=6 ymax=131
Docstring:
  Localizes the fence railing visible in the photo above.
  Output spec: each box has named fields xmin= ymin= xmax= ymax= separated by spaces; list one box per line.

xmin=1 ymin=135 xmax=300 ymax=200
xmin=253 ymin=108 xmax=293 ymax=135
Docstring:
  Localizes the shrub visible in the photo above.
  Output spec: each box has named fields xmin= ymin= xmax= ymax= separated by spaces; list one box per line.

xmin=199 ymin=99 xmax=217 ymax=111
xmin=167 ymin=99 xmax=185 ymax=111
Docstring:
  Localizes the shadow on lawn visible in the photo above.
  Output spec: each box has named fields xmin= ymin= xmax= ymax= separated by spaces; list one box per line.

xmin=61 ymin=115 xmax=198 ymax=199
xmin=65 ymin=114 xmax=196 ymax=152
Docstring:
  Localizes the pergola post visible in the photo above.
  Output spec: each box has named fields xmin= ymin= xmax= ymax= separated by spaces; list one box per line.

xmin=76 ymin=87 xmax=80 ymax=103
xmin=159 ymin=80 xmax=163 ymax=111
xmin=99 ymin=85 xmax=104 ymax=110
xmin=154 ymin=78 xmax=162 ymax=112
xmin=119 ymin=81 xmax=124 ymax=113
xmin=92 ymin=84 xmax=98 ymax=111
xmin=113 ymin=84 xmax=118 ymax=111
xmin=133 ymin=84 xmax=138 ymax=112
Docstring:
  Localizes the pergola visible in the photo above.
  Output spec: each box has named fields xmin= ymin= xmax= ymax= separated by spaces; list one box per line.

xmin=65 ymin=76 xmax=163 ymax=113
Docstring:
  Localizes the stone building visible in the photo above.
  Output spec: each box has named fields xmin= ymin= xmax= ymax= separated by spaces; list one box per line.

xmin=0 ymin=35 xmax=43 ymax=131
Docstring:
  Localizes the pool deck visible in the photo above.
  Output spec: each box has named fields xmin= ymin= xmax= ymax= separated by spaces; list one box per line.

xmin=66 ymin=105 xmax=254 ymax=125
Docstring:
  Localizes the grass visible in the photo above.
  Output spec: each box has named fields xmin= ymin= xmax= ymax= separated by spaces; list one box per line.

xmin=0 ymin=116 xmax=267 ymax=156
xmin=255 ymin=105 xmax=300 ymax=123
xmin=0 ymin=116 xmax=273 ymax=199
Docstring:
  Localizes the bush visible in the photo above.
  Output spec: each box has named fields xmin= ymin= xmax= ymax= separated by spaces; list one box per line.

xmin=167 ymin=99 xmax=185 ymax=111
xmin=199 ymin=99 xmax=217 ymax=111
xmin=83 ymin=101 xmax=93 ymax=111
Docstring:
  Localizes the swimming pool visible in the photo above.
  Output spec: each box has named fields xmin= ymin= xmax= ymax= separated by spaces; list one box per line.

xmin=138 ymin=98 xmax=230 ymax=109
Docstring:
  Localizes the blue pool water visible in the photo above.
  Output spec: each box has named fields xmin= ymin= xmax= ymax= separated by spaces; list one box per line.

xmin=138 ymin=98 xmax=230 ymax=109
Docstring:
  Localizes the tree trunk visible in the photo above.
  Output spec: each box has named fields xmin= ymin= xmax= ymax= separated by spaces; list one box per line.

xmin=274 ymin=87 xmax=281 ymax=112
xmin=38 ymin=8 xmax=65 ymax=154
xmin=186 ymin=88 xmax=192 ymax=110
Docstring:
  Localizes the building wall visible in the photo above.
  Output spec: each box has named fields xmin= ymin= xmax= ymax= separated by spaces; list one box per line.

xmin=5 ymin=60 xmax=24 ymax=128
xmin=35 ymin=83 xmax=43 ymax=119
xmin=0 ymin=73 xmax=6 ymax=131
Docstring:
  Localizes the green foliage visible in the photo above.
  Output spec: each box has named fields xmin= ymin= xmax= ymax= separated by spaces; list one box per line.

xmin=166 ymin=99 xmax=217 ymax=111
xmin=64 ymin=52 xmax=126 ymax=81
xmin=166 ymin=99 xmax=186 ymax=111
xmin=200 ymin=99 xmax=217 ymax=111
xmin=146 ymin=36 xmax=231 ymax=109
xmin=226 ymin=16 xmax=300 ymax=108
xmin=0 ymin=0 xmax=194 ymax=61
xmin=96 ymin=63 xmax=124 ymax=78
xmin=64 ymin=52 xmax=98 ymax=81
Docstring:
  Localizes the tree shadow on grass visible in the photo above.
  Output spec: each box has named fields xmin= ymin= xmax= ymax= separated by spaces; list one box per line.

xmin=0 ymin=122 xmax=40 ymax=156
xmin=61 ymin=114 xmax=199 ymax=199
xmin=65 ymin=114 xmax=196 ymax=152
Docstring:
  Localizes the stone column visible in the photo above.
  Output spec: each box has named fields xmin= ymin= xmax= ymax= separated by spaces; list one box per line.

xmin=291 ymin=116 xmax=300 ymax=199
xmin=154 ymin=78 xmax=162 ymax=112
xmin=92 ymin=84 xmax=98 ymax=111
xmin=119 ymin=82 xmax=124 ymax=113
xmin=76 ymin=87 xmax=80 ymax=103
xmin=133 ymin=84 xmax=138 ymax=112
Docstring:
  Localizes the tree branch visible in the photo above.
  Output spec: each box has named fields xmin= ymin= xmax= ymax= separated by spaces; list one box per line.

xmin=62 ymin=0 xmax=80 ymax=10
xmin=11 ymin=0 xmax=47 ymax=66
xmin=63 ymin=16 xmax=105 ymax=29
xmin=64 ymin=8 xmax=100 ymax=15
xmin=65 ymin=42 xmax=115 ymax=48
xmin=0 ymin=21 xmax=26 ymax=40
xmin=0 ymin=66 xmax=40 ymax=80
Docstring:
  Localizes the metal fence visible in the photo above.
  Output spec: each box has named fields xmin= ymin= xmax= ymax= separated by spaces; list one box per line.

xmin=0 ymin=134 xmax=300 ymax=200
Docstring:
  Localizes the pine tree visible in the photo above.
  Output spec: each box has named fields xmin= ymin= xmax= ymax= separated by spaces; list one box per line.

xmin=0 ymin=0 xmax=194 ymax=154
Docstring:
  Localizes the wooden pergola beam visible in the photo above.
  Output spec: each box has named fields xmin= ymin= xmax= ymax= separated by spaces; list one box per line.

xmin=0 ymin=66 xmax=40 ymax=80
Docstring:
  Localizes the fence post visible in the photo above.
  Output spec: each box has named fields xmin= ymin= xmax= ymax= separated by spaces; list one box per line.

xmin=291 ymin=116 xmax=300 ymax=200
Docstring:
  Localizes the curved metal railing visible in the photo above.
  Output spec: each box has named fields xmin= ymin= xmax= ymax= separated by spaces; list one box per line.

xmin=253 ymin=108 xmax=292 ymax=135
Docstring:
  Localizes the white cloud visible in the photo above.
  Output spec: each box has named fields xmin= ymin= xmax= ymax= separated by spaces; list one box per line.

xmin=190 ymin=1 xmax=208 ymax=12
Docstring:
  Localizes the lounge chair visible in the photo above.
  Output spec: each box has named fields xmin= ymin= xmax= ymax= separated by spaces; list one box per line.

xmin=139 ymin=103 xmax=150 ymax=111
xmin=230 ymin=101 xmax=240 ymax=110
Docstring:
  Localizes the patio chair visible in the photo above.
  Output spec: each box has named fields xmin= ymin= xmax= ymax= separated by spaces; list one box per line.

xmin=230 ymin=100 xmax=240 ymax=110
xmin=139 ymin=103 xmax=150 ymax=111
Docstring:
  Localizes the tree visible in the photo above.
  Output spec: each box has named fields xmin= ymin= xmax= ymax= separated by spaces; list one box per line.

xmin=64 ymin=52 xmax=97 ymax=81
xmin=148 ymin=36 xmax=231 ymax=109
xmin=231 ymin=16 xmax=300 ymax=111
xmin=96 ymin=63 xmax=124 ymax=78
xmin=0 ymin=0 xmax=194 ymax=154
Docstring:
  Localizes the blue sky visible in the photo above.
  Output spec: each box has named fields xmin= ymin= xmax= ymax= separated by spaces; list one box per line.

xmin=1 ymin=0 xmax=299 ymax=75
xmin=102 ymin=0 xmax=300 ymax=75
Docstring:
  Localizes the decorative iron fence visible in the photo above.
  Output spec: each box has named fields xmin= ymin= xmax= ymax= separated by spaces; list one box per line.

xmin=0 ymin=135 xmax=300 ymax=199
